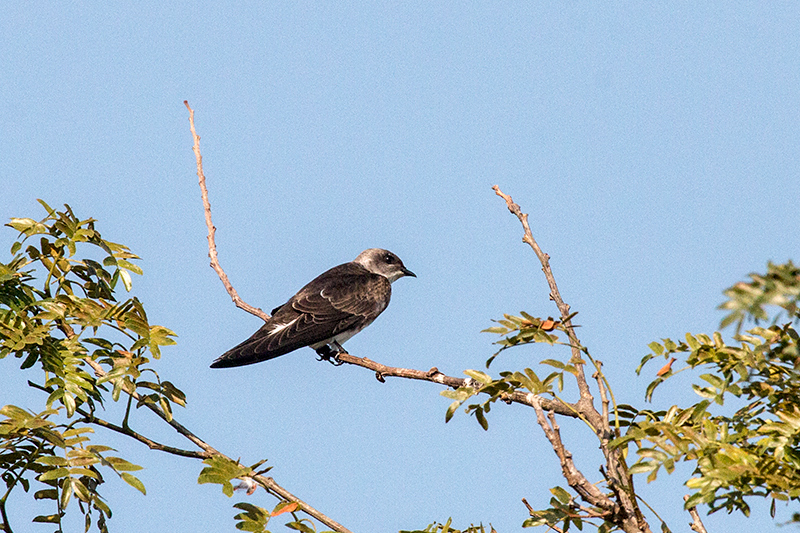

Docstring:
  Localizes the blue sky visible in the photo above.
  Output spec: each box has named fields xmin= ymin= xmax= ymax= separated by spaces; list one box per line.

xmin=2 ymin=3 xmax=799 ymax=532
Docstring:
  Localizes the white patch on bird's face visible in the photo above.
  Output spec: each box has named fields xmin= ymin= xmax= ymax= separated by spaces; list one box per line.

xmin=385 ymin=270 xmax=405 ymax=283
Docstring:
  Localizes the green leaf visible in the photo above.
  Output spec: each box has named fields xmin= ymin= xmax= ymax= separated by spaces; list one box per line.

xmin=117 ymin=259 xmax=143 ymax=276
xmin=37 ymin=456 xmax=69 ymax=467
xmin=648 ymin=342 xmax=664 ymax=356
xmin=119 ymin=269 xmax=132 ymax=291
xmin=464 ymin=369 xmax=492 ymax=385
xmin=475 ymin=408 xmax=489 ymax=431
xmin=32 ymin=514 xmax=61 ymax=523
xmin=104 ymin=456 xmax=144 ymax=472
xmin=120 ymin=472 xmax=146 ymax=495
xmin=60 ymin=477 xmax=73 ymax=509
xmin=34 ymin=489 xmax=58 ymax=501
xmin=445 ymin=401 xmax=461 ymax=423
xmin=286 ymin=521 xmax=316 ymax=533
xmin=550 ymin=486 xmax=571 ymax=504
xmin=540 ymin=359 xmax=566 ymax=370
xmin=38 ymin=467 xmax=70 ymax=481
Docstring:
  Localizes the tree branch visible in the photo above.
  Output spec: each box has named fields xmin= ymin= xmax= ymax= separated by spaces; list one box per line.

xmin=531 ymin=397 xmax=616 ymax=514
xmin=491 ymin=185 xmax=598 ymax=419
xmin=684 ymin=495 xmax=708 ymax=533
xmin=182 ymin=102 xmax=353 ymax=532
xmin=184 ymin=100 xmax=269 ymax=322
xmin=593 ymin=364 xmax=611 ymax=434
xmin=494 ymin=187 xmax=652 ymax=533
xmin=78 ymin=409 xmax=208 ymax=459
xmin=335 ymin=353 xmax=577 ymax=417
xmin=81 ymin=353 xmax=353 ymax=533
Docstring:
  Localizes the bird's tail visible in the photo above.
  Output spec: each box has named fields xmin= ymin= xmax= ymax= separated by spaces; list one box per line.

xmin=210 ymin=337 xmax=295 ymax=368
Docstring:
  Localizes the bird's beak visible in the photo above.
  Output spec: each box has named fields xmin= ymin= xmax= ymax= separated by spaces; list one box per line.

xmin=402 ymin=267 xmax=417 ymax=278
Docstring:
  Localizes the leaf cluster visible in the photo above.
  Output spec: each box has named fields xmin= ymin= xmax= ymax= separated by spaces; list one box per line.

xmin=400 ymin=517 xmax=495 ymax=533
xmin=621 ymin=262 xmax=800 ymax=517
xmin=0 ymin=202 xmax=180 ymax=531
xmin=197 ymin=457 xmax=324 ymax=532
xmin=482 ymin=312 xmax=561 ymax=368
xmin=440 ymin=312 xmax=582 ymax=432
xmin=523 ymin=486 xmax=617 ymax=533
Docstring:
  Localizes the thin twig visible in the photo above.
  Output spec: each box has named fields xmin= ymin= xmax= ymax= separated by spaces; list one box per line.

xmin=78 ymin=409 xmax=208 ymax=459
xmin=684 ymin=495 xmax=708 ymax=533
xmin=522 ymin=497 xmax=534 ymax=515
xmin=492 ymin=185 xmax=596 ymax=411
xmin=593 ymin=364 xmax=610 ymax=434
xmin=184 ymin=100 xmax=269 ymax=322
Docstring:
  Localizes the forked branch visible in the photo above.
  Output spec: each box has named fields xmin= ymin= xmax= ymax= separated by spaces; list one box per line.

xmin=493 ymin=186 xmax=652 ymax=533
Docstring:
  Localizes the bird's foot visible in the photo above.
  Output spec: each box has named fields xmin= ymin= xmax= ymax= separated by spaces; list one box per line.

xmin=316 ymin=345 xmax=346 ymax=366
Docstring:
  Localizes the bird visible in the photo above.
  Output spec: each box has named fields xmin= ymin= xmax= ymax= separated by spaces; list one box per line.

xmin=210 ymin=248 xmax=416 ymax=368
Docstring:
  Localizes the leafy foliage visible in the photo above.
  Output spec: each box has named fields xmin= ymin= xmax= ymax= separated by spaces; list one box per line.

xmin=522 ymin=486 xmax=617 ymax=533
xmin=0 ymin=202 xmax=319 ymax=533
xmin=719 ymin=261 xmax=800 ymax=332
xmin=400 ymin=517 xmax=495 ymax=533
xmin=3 ymin=202 xmax=798 ymax=533
xmin=622 ymin=262 xmax=800 ymax=516
xmin=482 ymin=312 xmax=561 ymax=368
xmin=442 ymin=312 xmax=577 ymax=432
xmin=0 ymin=202 xmax=177 ymax=531
xmin=453 ymin=263 xmax=800 ymax=531
xmin=198 ymin=456 xmax=271 ymax=497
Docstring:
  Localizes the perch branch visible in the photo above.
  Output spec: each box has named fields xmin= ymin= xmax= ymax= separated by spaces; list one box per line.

xmin=336 ymin=353 xmax=577 ymax=416
xmin=185 ymin=106 xmax=580 ymax=420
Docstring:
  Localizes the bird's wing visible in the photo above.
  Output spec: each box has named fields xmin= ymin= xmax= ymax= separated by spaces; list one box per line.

xmin=210 ymin=263 xmax=391 ymax=368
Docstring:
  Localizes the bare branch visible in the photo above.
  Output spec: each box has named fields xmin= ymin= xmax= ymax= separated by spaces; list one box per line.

xmin=336 ymin=353 xmax=577 ymax=417
xmin=492 ymin=185 xmax=596 ymax=413
xmin=684 ymin=495 xmax=708 ymax=533
xmin=531 ymin=397 xmax=616 ymax=514
xmin=593 ymin=363 xmax=611 ymax=434
xmin=77 ymin=408 xmax=208 ymax=459
xmin=184 ymin=100 xmax=269 ymax=322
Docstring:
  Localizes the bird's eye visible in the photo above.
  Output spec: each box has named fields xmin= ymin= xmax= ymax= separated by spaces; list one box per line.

xmin=384 ymin=254 xmax=395 ymax=264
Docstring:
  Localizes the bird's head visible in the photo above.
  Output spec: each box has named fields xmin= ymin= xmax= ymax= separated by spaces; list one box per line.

xmin=354 ymin=248 xmax=416 ymax=283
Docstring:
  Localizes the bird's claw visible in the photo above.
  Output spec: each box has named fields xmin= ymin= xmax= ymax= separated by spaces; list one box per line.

xmin=316 ymin=345 xmax=345 ymax=366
